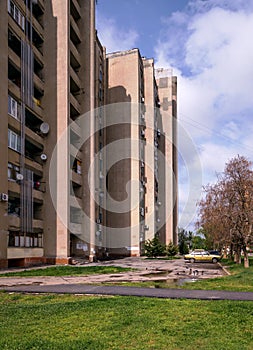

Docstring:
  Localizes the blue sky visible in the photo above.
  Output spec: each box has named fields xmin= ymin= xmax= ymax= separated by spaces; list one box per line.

xmin=96 ymin=0 xmax=253 ymax=230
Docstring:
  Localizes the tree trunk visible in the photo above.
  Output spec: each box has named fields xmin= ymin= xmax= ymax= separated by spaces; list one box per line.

xmin=234 ymin=247 xmax=242 ymax=264
xmin=243 ymin=248 xmax=249 ymax=268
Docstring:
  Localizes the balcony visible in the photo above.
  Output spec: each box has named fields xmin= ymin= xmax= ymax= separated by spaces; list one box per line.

xmin=8 ymin=181 xmax=20 ymax=195
xmin=8 ymin=29 xmax=21 ymax=57
xmin=33 ymin=45 xmax=43 ymax=64
xmin=25 ymin=157 xmax=43 ymax=173
xmin=70 ymin=0 xmax=81 ymax=21
xmin=35 ymin=0 xmax=45 ymax=13
xmin=33 ymin=219 xmax=43 ymax=230
xmin=70 ymin=194 xmax=82 ymax=209
xmin=25 ymin=126 xmax=44 ymax=149
xmin=32 ymin=98 xmax=43 ymax=117
xmin=69 ymin=222 xmax=82 ymax=235
xmin=70 ymin=119 xmax=81 ymax=138
xmin=33 ymin=188 xmax=44 ymax=202
xmin=25 ymin=107 xmax=44 ymax=132
xmin=70 ymin=93 xmax=81 ymax=118
xmin=70 ymin=39 xmax=81 ymax=69
xmin=70 ymin=65 xmax=81 ymax=93
xmin=25 ymin=139 xmax=44 ymax=165
xmin=33 ymin=72 xmax=44 ymax=93
xmin=33 ymin=16 xmax=44 ymax=39
xmin=71 ymin=170 xmax=82 ymax=186
xmin=70 ymin=16 xmax=81 ymax=45
xmin=8 ymin=115 xmax=21 ymax=134
xmin=70 ymin=144 xmax=82 ymax=161
xmin=8 ymin=60 xmax=21 ymax=90
xmin=8 ymin=215 xmax=20 ymax=229
xmin=8 ymin=15 xmax=24 ymax=38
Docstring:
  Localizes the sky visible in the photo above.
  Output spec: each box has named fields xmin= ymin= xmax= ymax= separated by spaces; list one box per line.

xmin=96 ymin=0 xmax=253 ymax=231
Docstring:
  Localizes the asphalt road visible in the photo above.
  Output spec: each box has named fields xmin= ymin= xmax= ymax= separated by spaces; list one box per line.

xmin=1 ymin=284 xmax=253 ymax=301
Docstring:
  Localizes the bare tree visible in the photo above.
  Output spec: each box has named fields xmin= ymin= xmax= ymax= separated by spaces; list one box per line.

xmin=197 ymin=155 xmax=253 ymax=268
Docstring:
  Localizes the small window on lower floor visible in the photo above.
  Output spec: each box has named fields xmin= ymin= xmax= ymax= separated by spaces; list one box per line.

xmin=8 ymin=231 xmax=43 ymax=248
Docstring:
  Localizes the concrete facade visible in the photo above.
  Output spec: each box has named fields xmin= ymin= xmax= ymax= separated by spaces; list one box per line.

xmin=0 ymin=1 xmax=177 ymax=268
xmin=105 ymin=50 xmax=178 ymax=256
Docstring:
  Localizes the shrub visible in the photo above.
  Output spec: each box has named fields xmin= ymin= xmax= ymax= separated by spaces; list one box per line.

xmin=144 ymin=236 xmax=166 ymax=258
xmin=166 ymin=241 xmax=178 ymax=257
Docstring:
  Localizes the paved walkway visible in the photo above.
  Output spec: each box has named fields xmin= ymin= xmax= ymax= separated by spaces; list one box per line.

xmin=1 ymin=283 xmax=253 ymax=301
xmin=1 ymin=257 xmax=252 ymax=301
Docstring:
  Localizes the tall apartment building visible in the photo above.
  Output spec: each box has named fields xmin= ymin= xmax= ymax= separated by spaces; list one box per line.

xmin=0 ymin=0 xmax=103 ymax=268
xmin=105 ymin=49 xmax=178 ymax=257
xmin=0 ymin=1 xmax=177 ymax=268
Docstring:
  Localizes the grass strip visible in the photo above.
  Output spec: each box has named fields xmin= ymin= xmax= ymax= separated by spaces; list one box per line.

xmin=0 ymin=292 xmax=253 ymax=350
xmin=0 ymin=265 xmax=134 ymax=277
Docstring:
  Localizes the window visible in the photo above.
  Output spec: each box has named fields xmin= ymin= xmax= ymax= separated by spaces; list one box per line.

xmin=8 ymin=163 xmax=20 ymax=181
xmin=8 ymin=197 xmax=20 ymax=216
xmin=8 ymin=129 xmax=21 ymax=153
xmin=8 ymin=95 xmax=20 ymax=120
xmin=8 ymin=231 xmax=43 ymax=248
xmin=8 ymin=0 xmax=25 ymax=31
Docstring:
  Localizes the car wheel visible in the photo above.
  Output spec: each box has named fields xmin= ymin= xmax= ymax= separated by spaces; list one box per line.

xmin=190 ymin=258 xmax=195 ymax=263
xmin=212 ymin=258 xmax=218 ymax=263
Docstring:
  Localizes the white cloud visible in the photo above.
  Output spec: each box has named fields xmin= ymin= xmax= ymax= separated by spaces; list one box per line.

xmin=155 ymin=1 xmax=253 ymax=229
xmin=96 ymin=14 xmax=139 ymax=54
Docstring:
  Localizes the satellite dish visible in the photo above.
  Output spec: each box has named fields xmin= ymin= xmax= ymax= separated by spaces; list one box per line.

xmin=40 ymin=153 xmax=47 ymax=161
xmin=16 ymin=173 xmax=24 ymax=181
xmin=40 ymin=122 xmax=50 ymax=135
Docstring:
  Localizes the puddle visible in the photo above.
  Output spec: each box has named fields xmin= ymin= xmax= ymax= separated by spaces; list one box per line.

xmin=144 ymin=271 xmax=171 ymax=278
xmin=174 ymin=278 xmax=198 ymax=286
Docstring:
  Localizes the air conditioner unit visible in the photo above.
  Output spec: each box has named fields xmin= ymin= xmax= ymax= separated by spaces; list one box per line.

xmin=144 ymin=225 xmax=149 ymax=231
xmin=141 ymin=97 xmax=145 ymax=103
xmin=0 ymin=193 xmax=8 ymax=202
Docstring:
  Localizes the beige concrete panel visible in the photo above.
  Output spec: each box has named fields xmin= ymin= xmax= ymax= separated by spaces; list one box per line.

xmin=7 ymin=248 xmax=44 ymax=259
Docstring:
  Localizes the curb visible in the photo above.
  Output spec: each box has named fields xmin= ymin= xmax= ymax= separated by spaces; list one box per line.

xmin=218 ymin=262 xmax=230 ymax=275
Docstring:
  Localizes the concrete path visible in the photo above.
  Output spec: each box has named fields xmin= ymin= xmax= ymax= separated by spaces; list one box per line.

xmin=1 ymin=283 xmax=253 ymax=301
xmin=1 ymin=257 xmax=251 ymax=301
xmin=0 ymin=257 xmax=225 ymax=287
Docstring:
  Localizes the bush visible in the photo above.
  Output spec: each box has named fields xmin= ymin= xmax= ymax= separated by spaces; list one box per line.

xmin=144 ymin=236 xmax=166 ymax=258
xmin=166 ymin=241 xmax=178 ymax=257
xmin=178 ymin=240 xmax=189 ymax=255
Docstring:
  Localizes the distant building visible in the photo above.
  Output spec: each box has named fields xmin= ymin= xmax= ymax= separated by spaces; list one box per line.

xmin=0 ymin=0 xmax=177 ymax=268
xmin=105 ymin=50 xmax=178 ymax=256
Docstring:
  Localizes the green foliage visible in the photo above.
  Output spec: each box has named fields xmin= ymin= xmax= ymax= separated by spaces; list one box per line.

xmin=144 ymin=236 xmax=166 ymax=258
xmin=0 ymin=293 xmax=253 ymax=349
xmin=166 ymin=241 xmax=178 ymax=257
xmin=178 ymin=228 xmax=189 ymax=254
xmin=191 ymin=235 xmax=206 ymax=250
xmin=178 ymin=228 xmax=209 ymax=253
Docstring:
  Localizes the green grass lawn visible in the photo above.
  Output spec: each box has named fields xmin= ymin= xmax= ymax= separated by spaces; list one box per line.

xmin=0 ymin=265 xmax=133 ymax=277
xmin=0 ymin=292 xmax=253 ymax=350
